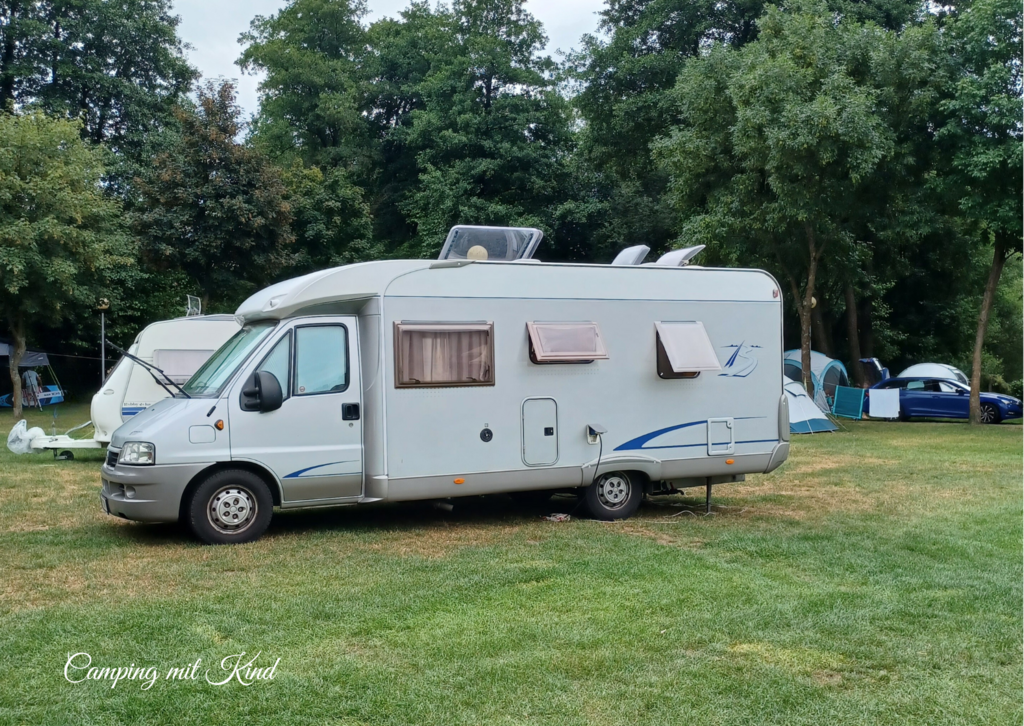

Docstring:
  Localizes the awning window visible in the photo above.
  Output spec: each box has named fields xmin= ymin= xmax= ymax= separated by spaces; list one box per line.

xmin=655 ymin=322 xmax=721 ymax=378
xmin=527 ymin=322 xmax=608 ymax=363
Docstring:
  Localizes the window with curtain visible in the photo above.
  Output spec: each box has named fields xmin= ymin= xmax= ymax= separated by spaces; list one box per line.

xmin=526 ymin=322 xmax=608 ymax=363
xmin=395 ymin=323 xmax=494 ymax=388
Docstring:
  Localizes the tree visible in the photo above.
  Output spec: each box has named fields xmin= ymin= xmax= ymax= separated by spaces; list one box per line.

xmin=656 ymin=3 xmax=895 ymax=393
xmin=0 ymin=112 xmax=131 ymax=418
xmin=281 ymin=163 xmax=377 ymax=271
xmin=935 ymin=0 xmax=1022 ymax=423
xmin=132 ymin=82 xmax=295 ymax=310
xmin=239 ymin=0 xmax=371 ymax=171
xmin=566 ymin=0 xmax=921 ymax=263
xmin=0 ymin=0 xmax=195 ymax=167
xmin=398 ymin=0 xmax=573 ymax=256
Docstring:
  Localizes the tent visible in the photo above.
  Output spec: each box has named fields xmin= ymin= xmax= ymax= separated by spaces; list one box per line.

xmin=784 ymin=350 xmax=850 ymax=412
xmin=785 ymin=379 xmax=837 ymax=433
xmin=0 ymin=342 xmax=49 ymax=367
xmin=897 ymin=363 xmax=968 ymax=385
xmin=0 ymin=342 xmax=64 ymax=407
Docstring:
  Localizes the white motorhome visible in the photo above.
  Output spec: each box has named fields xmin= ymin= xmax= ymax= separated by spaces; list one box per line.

xmin=29 ymin=315 xmax=239 ymax=456
xmin=100 ymin=228 xmax=790 ymax=544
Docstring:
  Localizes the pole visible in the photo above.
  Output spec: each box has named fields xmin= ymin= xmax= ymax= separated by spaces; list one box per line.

xmin=100 ymin=311 xmax=105 ymax=383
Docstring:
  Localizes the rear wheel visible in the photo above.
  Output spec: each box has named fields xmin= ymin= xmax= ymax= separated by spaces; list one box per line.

xmin=188 ymin=469 xmax=273 ymax=545
xmin=979 ymin=403 xmax=1000 ymax=425
xmin=582 ymin=471 xmax=642 ymax=520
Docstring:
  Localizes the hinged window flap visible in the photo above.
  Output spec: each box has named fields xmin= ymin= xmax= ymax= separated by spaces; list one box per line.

xmin=527 ymin=322 xmax=608 ymax=363
xmin=655 ymin=322 xmax=721 ymax=373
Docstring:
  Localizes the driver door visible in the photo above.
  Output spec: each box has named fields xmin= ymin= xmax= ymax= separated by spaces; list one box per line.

xmin=228 ymin=317 xmax=363 ymax=502
xmin=934 ymin=380 xmax=969 ymax=418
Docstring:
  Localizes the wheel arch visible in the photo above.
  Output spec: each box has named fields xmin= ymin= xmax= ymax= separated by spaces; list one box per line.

xmin=179 ymin=461 xmax=283 ymax=522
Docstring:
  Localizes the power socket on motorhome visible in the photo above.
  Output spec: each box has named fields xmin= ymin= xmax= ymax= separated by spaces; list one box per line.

xmin=587 ymin=424 xmax=607 ymax=445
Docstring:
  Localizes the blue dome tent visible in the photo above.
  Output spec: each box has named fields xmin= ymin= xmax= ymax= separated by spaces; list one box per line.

xmin=784 ymin=350 xmax=850 ymax=413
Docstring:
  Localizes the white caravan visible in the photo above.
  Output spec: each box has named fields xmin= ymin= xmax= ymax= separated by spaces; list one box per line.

xmin=100 ymin=228 xmax=790 ymax=544
xmin=29 ymin=315 xmax=239 ymax=457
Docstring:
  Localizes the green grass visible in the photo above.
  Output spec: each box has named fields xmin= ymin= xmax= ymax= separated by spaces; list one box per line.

xmin=0 ymin=404 xmax=1020 ymax=725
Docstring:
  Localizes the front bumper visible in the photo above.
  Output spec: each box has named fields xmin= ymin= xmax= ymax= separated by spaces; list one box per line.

xmin=101 ymin=455 xmax=213 ymax=523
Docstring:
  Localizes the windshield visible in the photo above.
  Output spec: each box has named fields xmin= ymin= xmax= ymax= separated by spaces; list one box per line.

xmin=182 ymin=321 xmax=277 ymax=397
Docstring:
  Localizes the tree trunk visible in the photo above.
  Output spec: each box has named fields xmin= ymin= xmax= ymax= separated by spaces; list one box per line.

xmin=811 ymin=304 xmax=832 ymax=358
xmin=844 ymin=284 xmax=865 ymax=387
xmin=0 ymin=1 xmax=19 ymax=111
xmin=8 ymin=311 xmax=25 ymax=420
xmin=800 ymin=225 xmax=819 ymax=399
xmin=969 ymin=239 xmax=1007 ymax=424
xmin=859 ymin=296 xmax=874 ymax=358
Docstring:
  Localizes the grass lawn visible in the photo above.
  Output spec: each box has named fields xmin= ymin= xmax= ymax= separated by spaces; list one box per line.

xmin=0 ymin=403 xmax=1020 ymax=725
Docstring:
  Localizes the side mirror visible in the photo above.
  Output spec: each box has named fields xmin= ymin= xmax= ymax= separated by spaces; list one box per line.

xmin=240 ymin=370 xmax=284 ymax=413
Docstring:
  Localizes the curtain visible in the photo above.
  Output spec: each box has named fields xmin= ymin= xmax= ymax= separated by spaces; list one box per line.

xmin=400 ymin=329 xmax=491 ymax=384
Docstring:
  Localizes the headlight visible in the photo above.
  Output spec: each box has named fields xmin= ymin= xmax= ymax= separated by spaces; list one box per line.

xmin=120 ymin=442 xmax=156 ymax=466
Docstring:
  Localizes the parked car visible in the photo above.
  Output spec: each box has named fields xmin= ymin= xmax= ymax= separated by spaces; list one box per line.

xmin=865 ymin=377 xmax=1023 ymax=423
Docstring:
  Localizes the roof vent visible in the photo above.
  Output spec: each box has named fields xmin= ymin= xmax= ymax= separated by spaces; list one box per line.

xmin=611 ymin=245 xmax=650 ymax=265
xmin=438 ymin=225 xmax=543 ymax=262
xmin=656 ymin=245 xmax=705 ymax=267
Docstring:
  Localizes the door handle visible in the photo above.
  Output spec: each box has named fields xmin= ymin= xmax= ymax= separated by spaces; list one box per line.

xmin=342 ymin=403 xmax=360 ymax=421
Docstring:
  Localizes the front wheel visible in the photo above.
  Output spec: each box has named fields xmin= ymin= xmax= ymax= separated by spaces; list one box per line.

xmin=188 ymin=469 xmax=273 ymax=545
xmin=582 ymin=471 xmax=642 ymax=521
xmin=979 ymin=403 xmax=1001 ymax=425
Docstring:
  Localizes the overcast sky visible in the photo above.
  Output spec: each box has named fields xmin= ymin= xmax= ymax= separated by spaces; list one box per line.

xmin=172 ymin=0 xmax=607 ymax=119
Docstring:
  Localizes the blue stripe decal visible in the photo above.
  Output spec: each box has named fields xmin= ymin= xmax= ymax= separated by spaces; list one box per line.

xmin=121 ymin=408 xmax=145 ymax=416
xmin=614 ymin=417 xmax=769 ymax=451
xmin=284 ymin=461 xmax=358 ymax=479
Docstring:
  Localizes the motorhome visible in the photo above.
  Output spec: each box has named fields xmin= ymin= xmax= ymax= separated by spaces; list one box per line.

xmin=100 ymin=227 xmax=790 ymax=544
xmin=26 ymin=315 xmax=239 ymax=457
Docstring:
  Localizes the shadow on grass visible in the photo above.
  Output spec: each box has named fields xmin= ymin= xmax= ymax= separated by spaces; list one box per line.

xmin=110 ymin=490 xmax=743 ymax=547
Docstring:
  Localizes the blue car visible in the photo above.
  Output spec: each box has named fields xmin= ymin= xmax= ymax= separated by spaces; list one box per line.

xmin=865 ymin=377 xmax=1023 ymax=424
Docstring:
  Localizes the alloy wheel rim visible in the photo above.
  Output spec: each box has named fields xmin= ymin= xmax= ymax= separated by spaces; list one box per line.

xmin=597 ymin=474 xmax=630 ymax=509
xmin=208 ymin=486 xmax=257 ymax=534
xmin=980 ymin=406 xmax=995 ymax=423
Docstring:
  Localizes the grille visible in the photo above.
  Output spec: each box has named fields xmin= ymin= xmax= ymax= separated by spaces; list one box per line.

xmin=105 ymin=449 xmax=119 ymax=468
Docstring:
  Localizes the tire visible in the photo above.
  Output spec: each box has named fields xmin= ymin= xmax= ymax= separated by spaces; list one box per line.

xmin=979 ymin=403 xmax=1001 ymax=425
xmin=187 ymin=469 xmax=273 ymax=545
xmin=59 ymin=450 xmax=74 ymax=461
xmin=582 ymin=471 xmax=642 ymax=521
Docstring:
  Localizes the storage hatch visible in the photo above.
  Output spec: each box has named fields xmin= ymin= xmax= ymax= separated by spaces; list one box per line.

xmin=522 ymin=398 xmax=558 ymax=466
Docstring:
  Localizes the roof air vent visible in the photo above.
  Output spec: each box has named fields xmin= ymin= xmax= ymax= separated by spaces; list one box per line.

xmin=655 ymin=245 xmax=706 ymax=267
xmin=611 ymin=245 xmax=650 ymax=265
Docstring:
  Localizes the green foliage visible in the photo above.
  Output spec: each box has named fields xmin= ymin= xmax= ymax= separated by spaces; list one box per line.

xmin=281 ymin=163 xmax=378 ymax=270
xmin=0 ymin=0 xmax=196 ymax=168
xmin=0 ymin=112 xmax=132 ymax=413
xmin=398 ymin=0 xmax=573 ymax=256
xmin=934 ymin=0 xmax=1022 ymax=255
xmin=132 ymin=82 xmax=294 ymax=310
xmin=656 ymin=2 xmax=912 ymax=384
xmin=239 ymin=0 xmax=370 ymax=171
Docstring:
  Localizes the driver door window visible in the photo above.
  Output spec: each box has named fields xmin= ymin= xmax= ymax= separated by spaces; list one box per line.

xmin=257 ymin=333 xmax=291 ymax=400
xmin=294 ymin=325 xmax=348 ymax=395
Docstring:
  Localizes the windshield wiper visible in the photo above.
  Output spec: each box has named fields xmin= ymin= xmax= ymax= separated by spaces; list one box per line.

xmin=105 ymin=339 xmax=191 ymax=399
